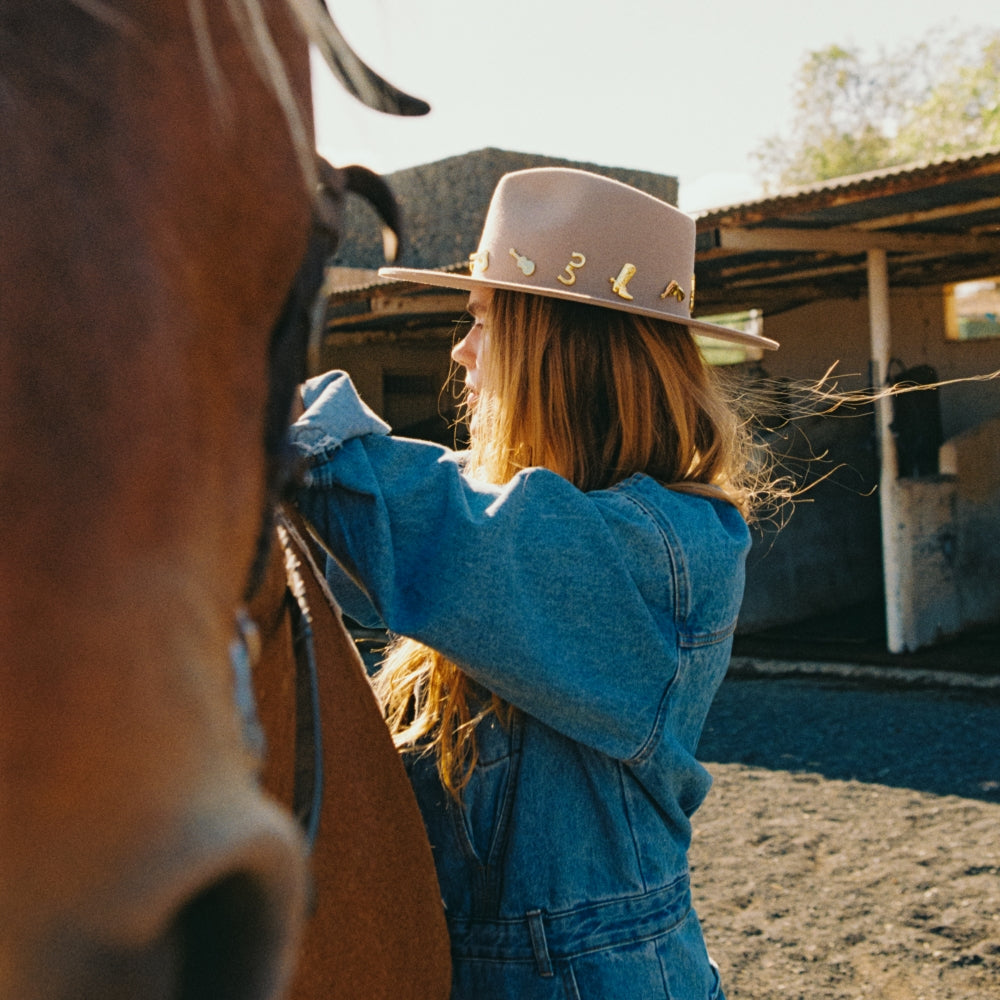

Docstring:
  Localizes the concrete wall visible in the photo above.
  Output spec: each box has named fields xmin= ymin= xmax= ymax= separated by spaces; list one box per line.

xmin=888 ymin=478 xmax=963 ymax=648
xmin=759 ymin=288 xmax=1000 ymax=439
xmin=739 ymin=286 xmax=1000 ymax=637
xmin=940 ymin=415 xmax=1000 ymax=630
xmin=738 ymin=410 xmax=882 ymax=633
xmin=882 ymin=421 xmax=1000 ymax=649
xmin=334 ymin=149 xmax=679 ymax=271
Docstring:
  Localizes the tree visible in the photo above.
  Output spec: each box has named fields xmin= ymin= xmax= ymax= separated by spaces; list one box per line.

xmin=892 ymin=35 xmax=1000 ymax=162
xmin=753 ymin=29 xmax=1000 ymax=192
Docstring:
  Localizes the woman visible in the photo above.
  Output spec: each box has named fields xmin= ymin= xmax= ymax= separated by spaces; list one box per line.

xmin=290 ymin=167 xmax=779 ymax=999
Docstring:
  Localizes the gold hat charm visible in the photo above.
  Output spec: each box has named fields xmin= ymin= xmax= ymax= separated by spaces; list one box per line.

xmin=557 ymin=252 xmax=586 ymax=286
xmin=610 ymin=263 xmax=637 ymax=300
xmin=508 ymin=248 xmax=536 ymax=276
xmin=660 ymin=280 xmax=685 ymax=302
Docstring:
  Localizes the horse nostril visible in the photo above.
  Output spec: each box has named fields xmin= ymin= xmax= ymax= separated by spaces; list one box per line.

xmin=174 ymin=870 xmax=297 ymax=1000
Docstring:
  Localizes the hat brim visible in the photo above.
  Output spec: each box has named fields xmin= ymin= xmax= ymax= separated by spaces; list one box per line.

xmin=378 ymin=266 xmax=779 ymax=351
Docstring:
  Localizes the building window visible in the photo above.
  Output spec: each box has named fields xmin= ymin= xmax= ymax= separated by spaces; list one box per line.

xmin=694 ymin=309 xmax=765 ymax=365
xmin=945 ymin=278 xmax=1000 ymax=341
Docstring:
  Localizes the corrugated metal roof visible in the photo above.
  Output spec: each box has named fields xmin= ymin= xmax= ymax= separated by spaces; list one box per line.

xmin=693 ymin=147 xmax=1000 ymax=316
xmin=695 ymin=145 xmax=1000 ymax=222
xmin=325 ymin=261 xmax=469 ymax=297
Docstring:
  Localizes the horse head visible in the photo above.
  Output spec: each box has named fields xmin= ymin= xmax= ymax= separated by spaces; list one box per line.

xmin=0 ymin=2 xmax=422 ymax=996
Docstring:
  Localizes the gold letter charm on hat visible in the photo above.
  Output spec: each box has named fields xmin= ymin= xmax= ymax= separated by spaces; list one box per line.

xmin=469 ymin=250 xmax=490 ymax=274
xmin=556 ymin=252 xmax=586 ymax=286
xmin=610 ymin=263 xmax=637 ymax=300
xmin=660 ymin=280 xmax=685 ymax=302
xmin=508 ymin=249 xmax=536 ymax=276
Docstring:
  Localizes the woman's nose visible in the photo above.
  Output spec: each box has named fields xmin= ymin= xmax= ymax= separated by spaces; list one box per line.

xmin=451 ymin=332 xmax=475 ymax=369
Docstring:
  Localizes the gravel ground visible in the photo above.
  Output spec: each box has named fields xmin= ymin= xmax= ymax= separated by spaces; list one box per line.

xmin=690 ymin=674 xmax=1000 ymax=999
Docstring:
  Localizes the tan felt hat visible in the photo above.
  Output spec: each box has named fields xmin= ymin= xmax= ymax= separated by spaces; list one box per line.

xmin=379 ymin=167 xmax=778 ymax=351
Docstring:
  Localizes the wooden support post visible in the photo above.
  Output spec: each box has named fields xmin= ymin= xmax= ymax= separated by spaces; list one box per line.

xmin=867 ymin=248 xmax=905 ymax=653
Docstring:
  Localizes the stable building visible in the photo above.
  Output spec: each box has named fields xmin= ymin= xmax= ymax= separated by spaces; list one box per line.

xmin=317 ymin=147 xmax=1000 ymax=653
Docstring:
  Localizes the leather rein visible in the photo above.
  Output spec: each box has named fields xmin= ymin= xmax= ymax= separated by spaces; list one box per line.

xmin=229 ymin=508 xmax=327 ymax=855
xmin=276 ymin=508 xmax=327 ymax=852
xmin=230 ymin=155 xmax=401 ymax=858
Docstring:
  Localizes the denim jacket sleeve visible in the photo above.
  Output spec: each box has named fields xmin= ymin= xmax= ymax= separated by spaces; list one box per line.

xmin=290 ymin=371 xmax=743 ymax=761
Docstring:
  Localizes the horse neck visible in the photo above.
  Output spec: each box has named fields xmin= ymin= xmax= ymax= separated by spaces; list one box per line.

xmin=1 ymin=4 xmax=316 ymax=995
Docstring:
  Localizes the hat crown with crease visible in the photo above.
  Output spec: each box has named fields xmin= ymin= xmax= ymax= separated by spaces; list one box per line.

xmin=379 ymin=167 xmax=778 ymax=351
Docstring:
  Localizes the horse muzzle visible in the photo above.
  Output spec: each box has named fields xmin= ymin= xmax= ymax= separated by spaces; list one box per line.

xmin=0 ymin=590 xmax=311 ymax=1000
xmin=2 ymin=785 xmax=309 ymax=1000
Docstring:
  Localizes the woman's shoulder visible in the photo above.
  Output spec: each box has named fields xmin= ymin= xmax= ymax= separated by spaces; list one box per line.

xmin=603 ymin=472 xmax=743 ymax=517
xmin=597 ymin=473 xmax=751 ymax=553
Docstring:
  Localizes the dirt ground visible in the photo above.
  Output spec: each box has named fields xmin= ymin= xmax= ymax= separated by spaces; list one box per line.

xmin=690 ymin=673 xmax=1000 ymax=999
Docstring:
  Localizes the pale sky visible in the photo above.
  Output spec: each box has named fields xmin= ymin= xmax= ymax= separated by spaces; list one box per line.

xmin=314 ymin=0 xmax=1000 ymax=211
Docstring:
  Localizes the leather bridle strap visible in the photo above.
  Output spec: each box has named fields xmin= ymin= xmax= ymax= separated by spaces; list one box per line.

xmin=276 ymin=515 xmax=325 ymax=856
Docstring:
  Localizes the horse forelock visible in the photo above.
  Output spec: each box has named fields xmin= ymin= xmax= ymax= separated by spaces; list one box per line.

xmin=217 ymin=0 xmax=317 ymax=186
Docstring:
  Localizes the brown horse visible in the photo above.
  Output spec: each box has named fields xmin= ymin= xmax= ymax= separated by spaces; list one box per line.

xmin=250 ymin=508 xmax=450 ymax=999
xmin=1 ymin=2 xmax=447 ymax=997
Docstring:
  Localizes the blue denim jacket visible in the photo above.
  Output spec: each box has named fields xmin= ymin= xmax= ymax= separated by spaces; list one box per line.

xmin=291 ymin=371 xmax=749 ymax=1000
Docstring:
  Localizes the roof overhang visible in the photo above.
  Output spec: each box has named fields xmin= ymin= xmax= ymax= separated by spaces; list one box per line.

xmin=693 ymin=147 xmax=1000 ymax=316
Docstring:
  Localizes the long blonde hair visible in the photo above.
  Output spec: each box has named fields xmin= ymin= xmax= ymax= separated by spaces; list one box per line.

xmin=371 ymin=289 xmax=770 ymax=795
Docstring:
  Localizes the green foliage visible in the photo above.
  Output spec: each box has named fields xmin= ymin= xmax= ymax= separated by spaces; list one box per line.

xmin=753 ymin=28 xmax=1000 ymax=192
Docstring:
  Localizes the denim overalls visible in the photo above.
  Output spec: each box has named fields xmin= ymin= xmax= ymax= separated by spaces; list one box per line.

xmin=291 ymin=372 xmax=749 ymax=999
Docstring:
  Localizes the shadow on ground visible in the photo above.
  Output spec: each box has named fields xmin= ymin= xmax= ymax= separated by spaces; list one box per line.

xmin=699 ymin=675 xmax=1000 ymax=803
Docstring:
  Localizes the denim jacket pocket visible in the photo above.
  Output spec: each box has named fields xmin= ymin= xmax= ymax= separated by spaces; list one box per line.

xmin=452 ymin=710 xmax=524 ymax=876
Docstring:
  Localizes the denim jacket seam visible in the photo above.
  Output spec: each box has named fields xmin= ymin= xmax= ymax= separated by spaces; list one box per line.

xmin=615 ymin=760 xmax=650 ymax=892
xmin=484 ymin=712 xmax=524 ymax=864
xmin=612 ymin=482 xmax=691 ymax=623
xmin=627 ymin=619 xmax=737 ymax=766
xmin=677 ymin=618 xmax=739 ymax=648
xmin=524 ymin=871 xmax=693 ymax=924
xmin=626 ymin=657 xmax=677 ymax=766
xmin=456 ymin=712 xmax=524 ymax=917
xmin=292 ymin=445 xmax=342 ymax=487
xmin=608 ymin=480 xmax=690 ymax=766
